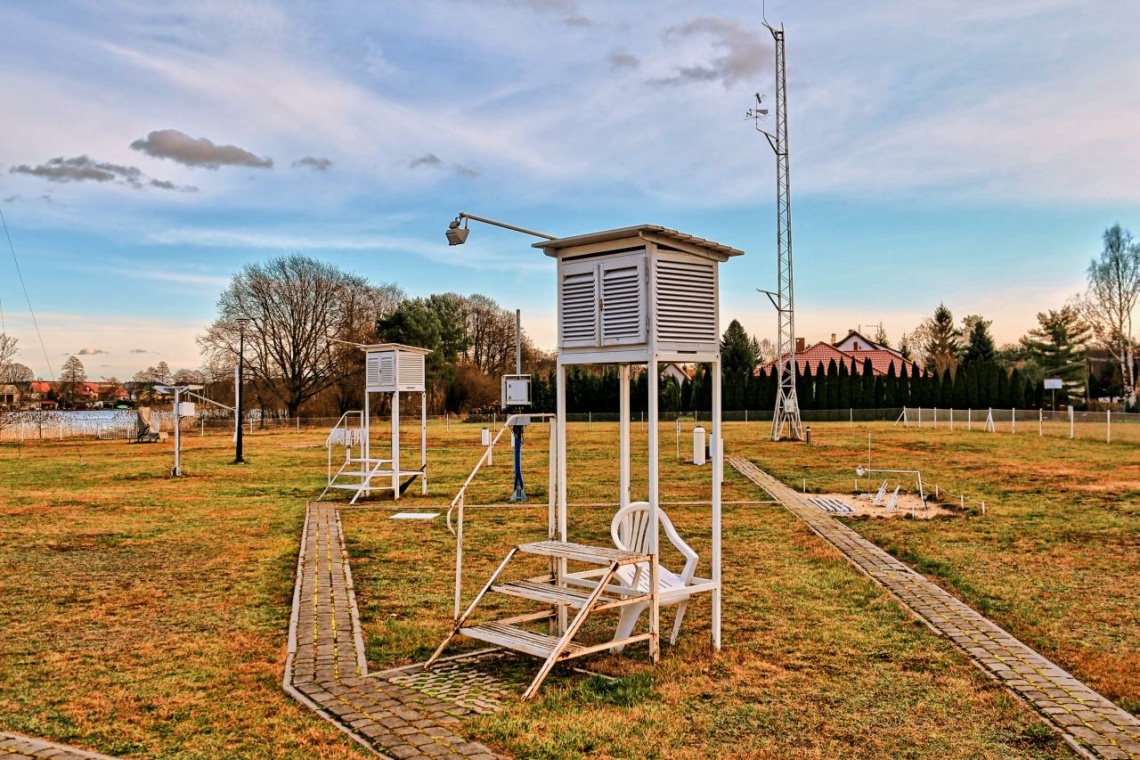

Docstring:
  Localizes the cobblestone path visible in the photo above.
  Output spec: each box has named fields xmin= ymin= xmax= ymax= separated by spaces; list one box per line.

xmin=283 ymin=503 xmax=503 ymax=759
xmin=0 ymin=732 xmax=118 ymax=760
xmin=729 ymin=456 xmax=1140 ymax=760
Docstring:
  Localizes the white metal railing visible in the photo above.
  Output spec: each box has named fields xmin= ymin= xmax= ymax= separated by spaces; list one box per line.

xmin=447 ymin=413 xmax=557 ymax=620
xmin=325 ymin=410 xmax=365 ymax=484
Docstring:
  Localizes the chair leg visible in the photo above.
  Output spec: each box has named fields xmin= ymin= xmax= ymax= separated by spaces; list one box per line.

xmin=610 ymin=601 xmax=648 ymax=653
xmin=670 ymin=600 xmax=690 ymax=645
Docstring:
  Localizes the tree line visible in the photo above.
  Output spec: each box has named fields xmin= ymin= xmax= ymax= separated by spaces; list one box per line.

xmin=8 ymin=223 xmax=1128 ymax=417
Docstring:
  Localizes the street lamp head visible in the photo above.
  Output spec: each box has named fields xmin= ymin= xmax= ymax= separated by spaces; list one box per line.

xmin=236 ymin=317 xmax=251 ymax=326
xmin=446 ymin=217 xmax=469 ymax=246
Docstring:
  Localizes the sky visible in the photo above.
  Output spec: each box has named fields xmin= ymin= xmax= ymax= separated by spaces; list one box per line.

xmin=1 ymin=0 xmax=1138 ymax=381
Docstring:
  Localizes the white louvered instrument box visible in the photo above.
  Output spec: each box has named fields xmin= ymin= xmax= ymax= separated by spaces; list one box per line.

xmin=364 ymin=343 xmax=430 ymax=393
xmin=535 ymin=225 xmax=743 ymax=366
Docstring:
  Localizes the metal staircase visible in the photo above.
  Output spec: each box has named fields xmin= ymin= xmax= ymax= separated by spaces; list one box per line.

xmin=317 ymin=410 xmax=423 ymax=503
xmin=426 ymin=539 xmax=659 ymax=700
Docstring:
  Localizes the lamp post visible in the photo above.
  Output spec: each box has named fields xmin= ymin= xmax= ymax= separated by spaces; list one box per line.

xmin=446 ymin=213 xmax=552 ymax=503
xmin=234 ymin=317 xmax=250 ymax=464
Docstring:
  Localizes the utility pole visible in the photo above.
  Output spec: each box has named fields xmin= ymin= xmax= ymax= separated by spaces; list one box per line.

xmin=750 ymin=20 xmax=803 ymax=441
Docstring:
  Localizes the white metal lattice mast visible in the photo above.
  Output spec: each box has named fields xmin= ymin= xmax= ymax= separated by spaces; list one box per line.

xmin=753 ymin=21 xmax=803 ymax=441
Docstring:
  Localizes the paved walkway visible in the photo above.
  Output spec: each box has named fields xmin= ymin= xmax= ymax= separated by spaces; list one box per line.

xmin=283 ymin=503 xmax=503 ymax=759
xmin=729 ymin=456 xmax=1140 ymax=760
xmin=0 ymin=732 xmax=118 ymax=760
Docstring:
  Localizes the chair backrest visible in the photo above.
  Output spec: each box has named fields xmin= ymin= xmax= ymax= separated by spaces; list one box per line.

xmin=611 ymin=502 xmax=698 ymax=585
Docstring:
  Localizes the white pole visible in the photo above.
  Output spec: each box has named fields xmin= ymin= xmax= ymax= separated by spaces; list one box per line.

xmin=233 ymin=364 xmax=240 ymax=443
xmin=711 ymin=356 xmax=722 ymax=652
xmin=950 ymin=408 xmax=954 ymax=430
xmin=850 ymin=408 xmax=853 ymax=426
xmin=1107 ymin=409 xmax=1111 ymax=443
xmin=968 ymin=409 xmax=972 ymax=431
xmin=173 ymin=389 xmax=181 ymax=476
xmin=918 ymin=407 xmax=921 ymax=427
xmin=1011 ymin=408 xmax=1016 ymax=434
xmin=624 ymin=364 xmax=633 ymax=508
xmin=1039 ymin=408 xmax=1043 ymax=436
xmin=392 ymin=388 xmax=401 ymax=499
xmin=648 ymin=357 xmax=660 ymax=663
xmin=933 ymin=408 xmax=938 ymax=429
xmin=421 ymin=391 xmax=428 ymax=495
xmin=556 ymin=362 xmax=568 ymax=543
xmin=1069 ymin=406 xmax=1074 ymax=439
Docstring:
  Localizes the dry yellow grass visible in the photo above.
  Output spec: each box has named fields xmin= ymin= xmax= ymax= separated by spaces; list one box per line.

xmin=3 ymin=417 xmax=1131 ymax=758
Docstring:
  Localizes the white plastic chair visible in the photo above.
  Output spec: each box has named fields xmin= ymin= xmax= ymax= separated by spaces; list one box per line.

xmin=610 ymin=501 xmax=699 ymax=647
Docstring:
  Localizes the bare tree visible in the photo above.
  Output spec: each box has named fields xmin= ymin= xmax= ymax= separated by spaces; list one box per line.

xmin=60 ymin=355 xmax=86 ymax=406
xmin=1079 ymin=224 xmax=1140 ymax=407
xmin=199 ymin=254 xmax=400 ymax=417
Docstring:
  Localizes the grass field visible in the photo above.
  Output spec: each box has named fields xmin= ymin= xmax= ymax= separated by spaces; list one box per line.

xmin=0 ymin=418 xmax=1134 ymax=758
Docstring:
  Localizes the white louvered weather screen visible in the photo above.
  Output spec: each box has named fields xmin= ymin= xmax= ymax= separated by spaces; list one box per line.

xmin=600 ymin=260 xmax=645 ymax=345
xmin=656 ymin=258 xmax=716 ymax=343
xmin=560 ymin=265 xmax=598 ymax=348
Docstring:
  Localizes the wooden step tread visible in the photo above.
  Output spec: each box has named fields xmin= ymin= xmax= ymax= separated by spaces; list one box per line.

xmin=492 ymin=579 xmax=644 ymax=608
xmin=459 ymin=622 xmax=585 ymax=660
xmin=518 ymin=540 xmax=648 ymax=566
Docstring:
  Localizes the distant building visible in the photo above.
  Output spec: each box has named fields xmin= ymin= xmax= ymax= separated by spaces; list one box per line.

xmin=768 ymin=331 xmax=913 ymax=377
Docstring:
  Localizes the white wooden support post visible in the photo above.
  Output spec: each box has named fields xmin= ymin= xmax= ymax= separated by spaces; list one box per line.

xmin=363 ymin=391 xmax=371 ymax=469
xmin=392 ymin=388 xmax=401 ymax=499
xmin=1011 ymin=408 xmax=1016 ymax=434
xmin=934 ymin=408 xmax=938 ymax=429
xmin=917 ymin=407 xmax=922 ymax=427
xmin=968 ymin=408 xmax=972 ymax=431
xmin=1039 ymin=408 xmax=1043 ymax=437
xmin=619 ymin=364 xmax=631 ymax=510
xmin=1069 ymin=406 xmax=1074 ymax=439
xmin=1107 ymin=409 xmax=1112 ymax=443
xmin=647 ymin=357 xmax=660 ymax=664
xmin=421 ymin=391 xmax=428 ymax=495
xmin=556 ymin=361 xmax=568 ymax=635
xmin=711 ymin=356 xmax=723 ymax=651
xmin=950 ymin=408 xmax=954 ymax=430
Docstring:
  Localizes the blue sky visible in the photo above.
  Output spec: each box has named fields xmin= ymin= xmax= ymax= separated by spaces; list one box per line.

xmin=1 ymin=0 xmax=1138 ymax=380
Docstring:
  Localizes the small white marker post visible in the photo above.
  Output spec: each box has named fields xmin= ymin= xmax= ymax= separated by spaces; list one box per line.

xmin=1011 ymin=408 xmax=1016 ymax=434
xmin=933 ymin=408 xmax=938 ymax=429
xmin=1107 ymin=410 xmax=1111 ymax=443
xmin=1069 ymin=406 xmax=1075 ymax=439
xmin=1039 ymin=409 xmax=1043 ymax=437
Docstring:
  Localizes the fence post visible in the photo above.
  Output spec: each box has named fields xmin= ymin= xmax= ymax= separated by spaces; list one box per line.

xmin=950 ymin=408 xmax=954 ymax=430
xmin=1107 ymin=410 xmax=1111 ymax=443
xmin=917 ymin=407 xmax=922 ymax=427
xmin=968 ymin=409 xmax=972 ymax=431
xmin=1039 ymin=408 xmax=1043 ymax=437
xmin=1011 ymin=408 xmax=1016 ymax=434
xmin=933 ymin=407 xmax=938 ymax=429
xmin=850 ymin=408 xmax=854 ymax=426
xmin=745 ymin=409 xmax=748 ymax=423
xmin=1069 ymin=406 xmax=1074 ymax=439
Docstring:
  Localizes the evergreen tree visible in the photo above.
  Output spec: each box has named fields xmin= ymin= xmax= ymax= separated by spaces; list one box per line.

xmin=720 ymin=320 xmax=757 ymax=411
xmin=882 ymin=363 xmax=897 ymax=409
xmin=997 ymin=365 xmax=1010 ymax=408
xmin=962 ymin=315 xmax=997 ymax=365
xmin=921 ymin=303 xmax=962 ymax=377
xmin=940 ymin=368 xmax=954 ymax=407
xmin=826 ymin=358 xmax=840 ymax=409
xmin=861 ymin=359 xmax=875 ymax=409
xmin=896 ymin=361 xmax=910 ymax=407
xmin=1019 ymin=306 xmax=1090 ymax=402
xmin=837 ymin=359 xmax=851 ymax=410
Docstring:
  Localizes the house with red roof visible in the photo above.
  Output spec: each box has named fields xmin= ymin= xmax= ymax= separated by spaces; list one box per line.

xmin=768 ymin=332 xmax=915 ymax=378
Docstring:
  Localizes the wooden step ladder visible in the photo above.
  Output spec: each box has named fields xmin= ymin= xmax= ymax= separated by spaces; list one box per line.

xmin=426 ymin=540 xmax=659 ymax=700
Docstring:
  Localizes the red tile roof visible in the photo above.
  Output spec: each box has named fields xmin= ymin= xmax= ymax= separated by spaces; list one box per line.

xmin=766 ymin=340 xmax=916 ymax=377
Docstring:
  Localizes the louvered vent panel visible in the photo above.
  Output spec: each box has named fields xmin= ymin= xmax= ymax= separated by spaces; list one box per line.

xmin=560 ymin=269 xmax=598 ymax=346
xmin=379 ymin=355 xmax=396 ymax=388
xmin=601 ymin=263 xmax=645 ymax=345
xmin=656 ymin=259 xmax=717 ymax=343
xmin=366 ymin=356 xmax=381 ymax=389
xmin=398 ymin=353 xmax=425 ymax=388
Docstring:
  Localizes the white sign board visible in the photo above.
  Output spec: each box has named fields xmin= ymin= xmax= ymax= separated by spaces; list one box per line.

xmin=1044 ymin=378 xmax=1063 ymax=390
